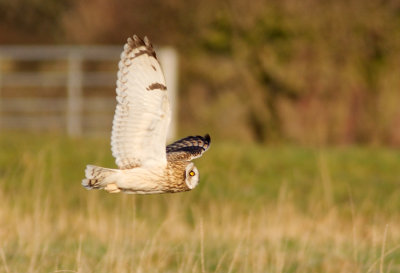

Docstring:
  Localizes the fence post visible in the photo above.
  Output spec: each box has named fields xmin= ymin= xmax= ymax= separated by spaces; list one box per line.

xmin=67 ymin=50 xmax=83 ymax=137
xmin=159 ymin=47 xmax=178 ymax=141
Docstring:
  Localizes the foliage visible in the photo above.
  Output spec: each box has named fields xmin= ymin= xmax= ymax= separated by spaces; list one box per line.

xmin=0 ymin=134 xmax=400 ymax=272
xmin=0 ymin=0 xmax=71 ymax=43
xmin=1 ymin=0 xmax=400 ymax=144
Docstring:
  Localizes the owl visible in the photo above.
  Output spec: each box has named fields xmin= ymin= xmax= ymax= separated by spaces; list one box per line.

xmin=82 ymin=35 xmax=211 ymax=194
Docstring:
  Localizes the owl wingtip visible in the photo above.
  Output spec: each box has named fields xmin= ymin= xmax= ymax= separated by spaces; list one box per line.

xmin=144 ymin=36 xmax=151 ymax=46
xmin=127 ymin=34 xmax=147 ymax=49
xmin=204 ymin=134 xmax=211 ymax=146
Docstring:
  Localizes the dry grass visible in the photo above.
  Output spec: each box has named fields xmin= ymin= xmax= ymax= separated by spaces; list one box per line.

xmin=0 ymin=134 xmax=399 ymax=272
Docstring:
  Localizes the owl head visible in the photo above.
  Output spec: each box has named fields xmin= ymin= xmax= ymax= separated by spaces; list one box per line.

xmin=185 ymin=162 xmax=199 ymax=189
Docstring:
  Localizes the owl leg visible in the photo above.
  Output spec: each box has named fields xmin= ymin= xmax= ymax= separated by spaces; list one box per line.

xmin=105 ymin=183 xmax=121 ymax=193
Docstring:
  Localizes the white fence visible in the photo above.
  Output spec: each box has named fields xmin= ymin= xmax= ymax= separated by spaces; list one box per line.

xmin=0 ymin=45 xmax=178 ymax=139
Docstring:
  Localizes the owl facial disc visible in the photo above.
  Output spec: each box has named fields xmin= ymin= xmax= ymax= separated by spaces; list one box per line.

xmin=185 ymin=163 xmax=199 ymax=189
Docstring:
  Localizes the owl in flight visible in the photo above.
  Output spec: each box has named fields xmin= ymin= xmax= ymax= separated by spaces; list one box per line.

xmin=82 ymin=35 xmax=211 ymax=194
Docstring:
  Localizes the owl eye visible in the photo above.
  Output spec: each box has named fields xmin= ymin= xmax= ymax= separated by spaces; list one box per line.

xmin=189 ymin=171 xmax=195 ymax=176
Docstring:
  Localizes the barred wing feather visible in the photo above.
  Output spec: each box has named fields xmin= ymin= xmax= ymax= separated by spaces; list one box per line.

xmin=111 ymin=35 xmax=171 ymax=169
xmin=166 ymin=134 xmax=211 ymax=161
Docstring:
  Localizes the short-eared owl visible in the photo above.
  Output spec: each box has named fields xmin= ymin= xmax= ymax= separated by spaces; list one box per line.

xmin=82 ymin=35 xmax=211 ymax=194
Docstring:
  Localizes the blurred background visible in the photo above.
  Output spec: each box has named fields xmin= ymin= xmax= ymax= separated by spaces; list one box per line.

xmin=1 ymin=0 xmax=400 ymax=145
xmin=1 ymin=0 xmax=400 ymax=272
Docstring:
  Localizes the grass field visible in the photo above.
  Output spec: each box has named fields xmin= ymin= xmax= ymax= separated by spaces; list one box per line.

xmin=0 ymin=133 xmax=399 ymax=273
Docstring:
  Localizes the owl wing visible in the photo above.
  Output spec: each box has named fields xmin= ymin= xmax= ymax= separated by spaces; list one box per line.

xmin=166 ymin=134 xmax=211 ymax=161
xmin=111 ymin=35 xmax=171 ymax=169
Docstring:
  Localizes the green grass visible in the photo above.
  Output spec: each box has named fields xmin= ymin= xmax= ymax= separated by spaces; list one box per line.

xmin=0 ymin=133 xmax=400 ymax=272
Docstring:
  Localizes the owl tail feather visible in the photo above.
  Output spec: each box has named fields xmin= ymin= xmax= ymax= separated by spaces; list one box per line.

xmin=82 ymin=165 xmax=118 ymax=190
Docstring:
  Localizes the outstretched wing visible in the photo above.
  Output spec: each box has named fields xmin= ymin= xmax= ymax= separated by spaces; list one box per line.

xmin=111 ymin=35 xmax=171 ymax=169
xmin=166 ymin=134 xmax=211 ymax=161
